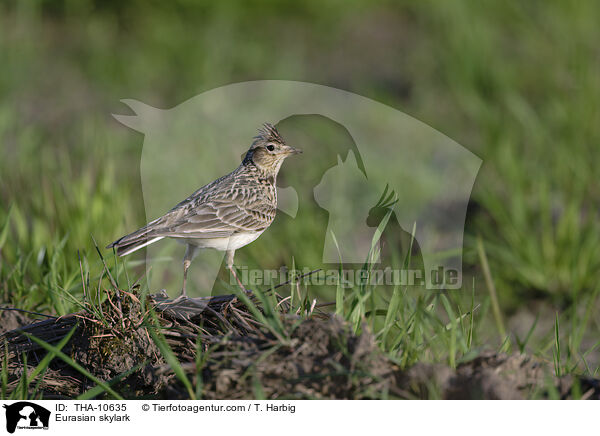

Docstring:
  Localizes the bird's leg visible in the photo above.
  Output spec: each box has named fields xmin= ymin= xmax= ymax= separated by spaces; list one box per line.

xmin=226 ymin=249 xmax=245 ymax=291
xmin=182 ymin=261 xmax=191 ymax=298
xmin=181 ymin=245 xmax=197 ymax=298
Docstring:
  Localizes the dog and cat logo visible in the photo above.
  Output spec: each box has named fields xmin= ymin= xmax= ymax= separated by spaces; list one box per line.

xmin=115 ymin=81 xmax=481 ymax=291
xmin=2 ymin=402 xmax=50 ymax=433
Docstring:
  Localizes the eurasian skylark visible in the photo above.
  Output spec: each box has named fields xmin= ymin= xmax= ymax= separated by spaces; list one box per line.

xmin=107 ymin=123 xmax=301 ymax=296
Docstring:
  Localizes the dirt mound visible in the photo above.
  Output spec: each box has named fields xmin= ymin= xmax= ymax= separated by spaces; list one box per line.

xmin=1 ymin=291 xmax=599 ymax=400
xmin=185 ymin=316 xmax=394 ymax=399
xmin=399 ymin=353 xmax=600 ymax=399
xmin=0 ymin=292 xmax=163 ymax=398
xmin=0 ymin=310 xmax=32 ymax=335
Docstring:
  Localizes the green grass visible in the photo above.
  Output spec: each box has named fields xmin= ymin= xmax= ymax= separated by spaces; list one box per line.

xmin=1 ymin=0 xmax=600 ymax=398
xmin=0 ymin=240 xmax=598 ymax=399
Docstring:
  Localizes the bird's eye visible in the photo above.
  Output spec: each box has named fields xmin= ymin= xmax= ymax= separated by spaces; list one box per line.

xmin=266 ymin=144 xmax=275 ymax=151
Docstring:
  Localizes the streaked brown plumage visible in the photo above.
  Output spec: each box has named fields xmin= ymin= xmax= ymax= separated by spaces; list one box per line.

xmin=107 ymin=123 xmax=301 ymax=296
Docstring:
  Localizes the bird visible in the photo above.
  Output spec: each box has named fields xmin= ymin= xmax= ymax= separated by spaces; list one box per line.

xmin=107 ymin=122 xmax=301 ymax=297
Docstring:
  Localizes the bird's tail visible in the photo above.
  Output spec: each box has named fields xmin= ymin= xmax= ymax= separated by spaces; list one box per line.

xmin=106 ymin=227 xmax=164 ymax=257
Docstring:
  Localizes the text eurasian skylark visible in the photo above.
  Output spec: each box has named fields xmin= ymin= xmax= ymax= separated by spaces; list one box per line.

xmin=107 ymin=123 xmax=301 ymax=297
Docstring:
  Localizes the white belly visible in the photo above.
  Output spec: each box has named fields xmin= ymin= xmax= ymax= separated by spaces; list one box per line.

xmin=185 ymin=231 xmax=264 ymax=251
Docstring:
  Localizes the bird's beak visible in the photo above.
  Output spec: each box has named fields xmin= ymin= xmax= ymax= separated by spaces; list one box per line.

xmin=286 ymin=145 xmax=302 ymax=155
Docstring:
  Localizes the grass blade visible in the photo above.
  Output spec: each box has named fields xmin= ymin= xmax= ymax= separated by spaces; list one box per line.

xmin=146 ymin=309 xmax=196 ymax=399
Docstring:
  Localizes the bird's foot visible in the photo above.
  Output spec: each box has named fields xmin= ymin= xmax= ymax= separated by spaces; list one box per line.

xmin=160 ymin=292 xmax=189 ymax=306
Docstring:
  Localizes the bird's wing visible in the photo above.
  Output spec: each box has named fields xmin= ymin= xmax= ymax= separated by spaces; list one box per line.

xmin=107 ymin=170 xmax=277 ymax=252
xmin=147 ymin=191 xmax=276 ymax=239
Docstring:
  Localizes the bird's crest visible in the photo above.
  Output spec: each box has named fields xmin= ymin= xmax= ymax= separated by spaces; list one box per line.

xmin=253 ymin=123 xmax=285 ymax=146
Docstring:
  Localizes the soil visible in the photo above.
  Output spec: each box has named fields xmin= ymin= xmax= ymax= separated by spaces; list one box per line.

xmin=1 ymin=292 xmax=599 ymax=400
xmin=0 ymin=310 xmax=32 ymax=335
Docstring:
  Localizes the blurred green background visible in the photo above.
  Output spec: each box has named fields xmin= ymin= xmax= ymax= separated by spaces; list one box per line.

xmin=1 ymin=1 xmax=599 ymax=369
